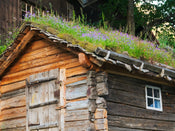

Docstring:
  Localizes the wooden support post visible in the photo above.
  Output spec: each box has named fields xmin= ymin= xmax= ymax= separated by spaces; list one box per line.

xmin=60 ymin=69 xmax=66 ymax=131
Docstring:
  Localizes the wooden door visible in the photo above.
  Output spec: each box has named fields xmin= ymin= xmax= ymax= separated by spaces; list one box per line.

xmin=26 ymin=68 xmax=66 ymax=131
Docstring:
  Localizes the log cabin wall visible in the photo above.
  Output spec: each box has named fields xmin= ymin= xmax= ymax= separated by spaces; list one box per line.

xmin=0 ymin=38 xmax=92 ymax=130
xmin=0 ymin=0 xmax=74 ymax=45
xmin=106 ymin=73 xmax=175 ymax=131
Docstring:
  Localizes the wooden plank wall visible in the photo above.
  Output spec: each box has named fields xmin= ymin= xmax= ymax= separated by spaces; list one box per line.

xmin=0 ymin=39 xmax=89 ymax=130
xmin=27 ymin=0 xmax=68 ymax=17
xmin=107 ymin=74 xmax=175 ymax=131
xmin=0 ymin=0 xmax=21 ymax=45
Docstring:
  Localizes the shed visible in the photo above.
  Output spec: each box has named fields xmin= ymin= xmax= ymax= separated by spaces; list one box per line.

xmin=0 ymin=23 xmax=175 ymax=131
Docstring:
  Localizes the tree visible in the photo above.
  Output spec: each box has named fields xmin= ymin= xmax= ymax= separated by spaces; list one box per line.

xmin=127 ymin=0 xmax=135 ymax=35
xmin=99 ymin=0 xmax=175 ymax=45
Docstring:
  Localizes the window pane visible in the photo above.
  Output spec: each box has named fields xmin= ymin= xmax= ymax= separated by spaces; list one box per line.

xmin=147 ymin=88 xmax=152 ymax=97
xmin=154 ymin=89 xmax=160 ymax=98
xmin=148 ymin=98 xmax=153 ymax=107
xmin=155 ymin=99 xmax=161 ymax=109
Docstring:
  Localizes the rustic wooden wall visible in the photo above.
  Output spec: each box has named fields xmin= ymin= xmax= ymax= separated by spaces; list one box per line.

xmin=0 ymin=39 xmax=89 ymax=130
xmin=0 ymin=0 xmax=74 ymax=45
xmin=107 ymin=73 xmax=175 ymax=131
xmin=0 ymin=0 xmax=21 ymax=45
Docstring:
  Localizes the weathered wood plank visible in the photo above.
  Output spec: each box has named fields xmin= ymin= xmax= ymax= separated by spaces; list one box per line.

xmin=3 ymin=57 xmax=76 ymax=80
xmin=65 ymin=120 xmax=94 ymax=131
xmin=94 ymin=119 xmax=108 ymax=130
xmin=66 ymin=83 xmax=88 ymax=100
xmin=1 ymin=58 xmax=78 ymax=85
xmin=27 ymin=68 xmax=59 ymax=84
xmin=107 ymin=102 xmax=175 ymax=121
xmin=66 ymin=66 xmax=88 ymax=78
xmin=1 ymin=80 xmax=26 ymax=94
xmin=0 ymin=117 xmax=26 ymax=130
xmin=1 ymin=127 xmax=26 ymax=131
xmin=65 ymin=109 xmax=89 ymax=122
xmin=13 ymin=44 xmax=63 ymax=63
xmin=108 ymin=115 xmax=175 ymax=131
xmin=107 ymin=88 xmax=145 ymax=108
xmin=66 ymin=99 xmax=88 ymax=110
xmin=59 ymin=68 xmax=66 ymax=131
xmin=7 ymin=51 xmax=74 ymax=75
xmin=0 ymin=107 xmax=26 ymax=121
xmin=109 ymin=126 xmax=146 ymax=131
xmin=1 ymin=88 xmax=25 ymax=100
xmin=0 ymin=95 xmax=26 ymax=111
xmin=66 ymin=79 xmax=87 ymax=87
xmin=95 ymin=109 xmax=107 ymax=119
xmin=65 ymin=75 xmax=87 ymax=85
xmin=25 ymin=40 xmax=50 ymax=53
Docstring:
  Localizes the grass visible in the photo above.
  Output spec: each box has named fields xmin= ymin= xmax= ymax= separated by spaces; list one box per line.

xmin=1 ymin=12 xmax=175 ymax=68
xmin=0 ymin=29 xmax=19 ymax=55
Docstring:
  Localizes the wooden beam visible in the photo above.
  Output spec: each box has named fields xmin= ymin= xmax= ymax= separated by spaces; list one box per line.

xmin=0 ymin=30 xmax=36 ymax=77
xmin=78 ymin=53 xmax=101 ymax=71
xmin=78 ymin=53 xmax=93 ymax=69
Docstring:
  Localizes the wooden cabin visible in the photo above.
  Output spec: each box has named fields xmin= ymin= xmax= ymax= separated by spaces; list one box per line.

xmin=0 ymin=0 xmax=74 ymax=45
xmin=0 ymin=23 xmax=175 ymax=131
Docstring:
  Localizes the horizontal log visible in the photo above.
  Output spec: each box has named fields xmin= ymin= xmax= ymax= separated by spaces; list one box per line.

xmin=107 ymin=89 xmax=145 ymax=108
xmin=65 ymin=109 xmax=89 ymax=122
xmin=1 ymin=88 xmax=25 ymax=100
xmin=65 ymin=120 xmax=94 ymax=131
xmin=66 ymin=66 xmax=88 ymax=78
xmin=66 ymin=83 xmax=88 ymax=100
xmin=1 ymin=58 xmax=79 ymax=85
xmin=107 ymin=102 xmax=175 ymax=122
xmin=108 ymin=115 xmax=175 ymax=130
xmin=27 ymin=68 xmax=59 ymax=84
xmin=0 ymin=95 xmax=26 ymax=111
xmin=3 ymin=57 xmax=76 ymax=80
xmin=25 ymin=39 xmax=51 ymax=53
xmin=109 ymin=126 xmax=145 ymax=131
xmin=13 ymin=44 xmax=63 ymax=64
xmin=66 ymin=80 xmax=87 ymax=87
xmin=0 ymin=107 xmax=26 ymax=121
xmin=0 ymin=80 xmax=26 ymax=94
xmin=8 ymin=52 xmax=73 ymax=75
xmin=66 ymin=99 xmax=88 ymax=111
xmin=1 ymin=127 xmax=26 ymax=131
xmin=0 ymin=117 xmax=26 ymax=130
xmin=65 ymin=75 xmax=87 ymax=85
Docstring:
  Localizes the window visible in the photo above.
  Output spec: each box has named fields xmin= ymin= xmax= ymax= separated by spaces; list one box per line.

xmin=145 ymin=85 xmax=162 ymax=111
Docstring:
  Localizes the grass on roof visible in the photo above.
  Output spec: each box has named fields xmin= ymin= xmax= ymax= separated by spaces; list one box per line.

xmin=2 ymin=12 xmax=175 ymax=68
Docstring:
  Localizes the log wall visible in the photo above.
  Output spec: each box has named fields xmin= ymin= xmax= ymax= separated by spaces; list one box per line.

xmin=0 ymin=0 xmax=74 ymax=45
xmin=107 ymin=73 xmax=175 ymax=131
xmin=0 ymin=39 xmax=89 ymax=130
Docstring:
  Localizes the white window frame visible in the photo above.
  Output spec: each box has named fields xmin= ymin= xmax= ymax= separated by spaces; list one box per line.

xmin=145 ymin=85 xmax=163 ymax=111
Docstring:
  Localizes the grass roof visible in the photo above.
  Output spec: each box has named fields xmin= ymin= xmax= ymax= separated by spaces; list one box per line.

xmin=1 ymin=13 xmax=175 ymax=68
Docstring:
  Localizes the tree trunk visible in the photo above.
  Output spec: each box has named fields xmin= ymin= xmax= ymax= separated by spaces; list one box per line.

xmin=127 ymin=0 xmax=135 ymax=36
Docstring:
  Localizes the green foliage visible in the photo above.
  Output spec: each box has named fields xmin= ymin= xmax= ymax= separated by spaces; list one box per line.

xmin=98 ymin=0 xmax=175 ymax=47
xmin=0 ymin=29 xmax=19 ymax=55
xmin=24 ymin=12 xmax=175 ymax=67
